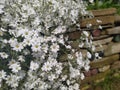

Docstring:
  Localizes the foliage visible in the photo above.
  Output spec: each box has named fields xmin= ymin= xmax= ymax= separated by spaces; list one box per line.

xmin=0 ymin=0 xmax=94 ymax=90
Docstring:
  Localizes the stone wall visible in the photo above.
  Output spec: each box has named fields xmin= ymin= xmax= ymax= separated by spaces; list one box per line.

xmin=80 ymin=8 xmax=120 ymax=90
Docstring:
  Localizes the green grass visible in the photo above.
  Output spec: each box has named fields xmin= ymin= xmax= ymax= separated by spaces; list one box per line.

xmin=95 ymin=70 xmax=120 ymax=90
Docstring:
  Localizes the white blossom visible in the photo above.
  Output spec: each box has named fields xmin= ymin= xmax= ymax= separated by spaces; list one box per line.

xmin=6 ymin=74 xmax=21 ymax=88
xmin=60 ymin=85 xmax=68 ymax=90
xmin=70 ymin=66 xmax=80 ymax=79
xmin=87 ymin=52 xmax=92 ymax=59
xmin=83 ymin=31 xmax=89 ymax=37
xmin=50 ymin=43 xmax=60 ymax=53
xmin=68 ymin=54 xmax=74 ymax=60
xmin=42 ymin=62 xmax=52 ymax=72
xmin=9 ymin=61 xmax=21 ymax=73
xmin=80 ymin=73 xmax=85 ymax=80
xmin=30 ymin=61 xmax=39 ymax=71
xmin=89 ymin=0 xmax=94 ymax=3
xmin=31 ymin=43 xmax=41 ymax=52
xmin=48 ymin=74 xmax=56 ymax=81
xmin=0 ymin=70 xmax=6 ymax=79
xmin=52 ymin=26 xmax=66 ymax=34
xmin=0 ymin=52 xmax=9 ymax=59
xmin=73 ymin=83 xmax=80 ymax=90
xmin=0 ymin=0 xmax=94 ymax=89
xmin=0 ymin=5 xmax=4 ymax=14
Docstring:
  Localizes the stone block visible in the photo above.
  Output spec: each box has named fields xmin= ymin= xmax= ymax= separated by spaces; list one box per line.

xmin=98 ymin=65 xmax=110 ymax=72
xmin=90 ymin=54 xmax=119 ymax=68
xmin=84 ymin=71 xmax=91 ymax=77
xmin=95 ymin=44 xmax=108 ymax=52
xmin=93 ymin=35 xmax=110 ymax=41
xmin=94 ymin=86 xmax=103 ymax=90
xmin=66 ymin=31 xmax=82 ymax=40
xmin=81 ymin=70 xmax=110 ymax=84
xmin=81 ymin=16 xmax=115 ymax=27
xmin=104 ymin=42 xmax=120 ymax=56
xmin=94 ymin=78 xmax=105 ymax=83
xmin=92 ymin=29 xmax=101 ymax=37
xmin=115 ymin=14 xmax=120 ymax=22
xmin=111 ymin=61 xmax=120 ymax=69
xmin=91 ymin=69 xmax=98 ymax=76
xmin=93 ymin=37 xmax=113 ymax=46
xmin=91 ymin=8 xmax=116 ymax=17
xmin=106 ymin=26 xmax=120 ymax=34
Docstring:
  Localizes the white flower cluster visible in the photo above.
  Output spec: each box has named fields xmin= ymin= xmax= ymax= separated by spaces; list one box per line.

xmin=0 ymin=0 xmax=93 ymax=90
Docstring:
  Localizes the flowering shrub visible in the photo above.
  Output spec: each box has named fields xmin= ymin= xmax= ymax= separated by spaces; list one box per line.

xmin=0 ymin=0 xmax=94 ymax=90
